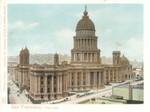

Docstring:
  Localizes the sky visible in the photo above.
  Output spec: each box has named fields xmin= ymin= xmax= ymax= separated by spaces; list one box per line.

xmin=8 ymin=4 xmax=143 ymax=62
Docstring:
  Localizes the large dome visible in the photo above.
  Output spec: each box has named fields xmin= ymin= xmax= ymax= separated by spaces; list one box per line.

xmin=76 ymin=9 xmax=95 ymax=31
xmin=120 ymin=55 xmax=129 ymax=65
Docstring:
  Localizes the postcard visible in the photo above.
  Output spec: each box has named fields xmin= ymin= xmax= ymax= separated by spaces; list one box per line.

xmin=0 ymin=0 xmax=146 ymax=112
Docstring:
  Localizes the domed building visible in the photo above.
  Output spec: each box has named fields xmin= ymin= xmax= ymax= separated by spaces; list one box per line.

xmin=71 ymin=7 xmax=101 ymax=64
xmin=12 ymin=7 xmax=135 ymax=102
xmin=120 ymin=55 xmax=130 ymax=65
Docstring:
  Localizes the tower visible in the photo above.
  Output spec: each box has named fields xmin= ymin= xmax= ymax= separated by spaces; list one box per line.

xmin=19 ymin=47 xmax=30 ymax=65
xmin=71 ymin=6 xmax=101 ymax=64
xmin=112 ymin=51 xmax=121 ymax=65
xmin=54 ymin=53 xmax=59 ymax=66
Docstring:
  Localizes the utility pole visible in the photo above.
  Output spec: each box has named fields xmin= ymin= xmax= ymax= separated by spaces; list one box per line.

xmin=128 ymin=82 xmax=133 ymax=100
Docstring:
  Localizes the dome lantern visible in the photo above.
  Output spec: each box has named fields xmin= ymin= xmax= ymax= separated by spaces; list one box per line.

xmin=76 ymin=6 xmax=95 ymax=31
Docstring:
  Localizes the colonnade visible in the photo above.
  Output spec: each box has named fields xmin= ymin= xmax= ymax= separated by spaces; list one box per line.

xmin=74 ymin=38 xmax=97 ymax=50
xmin=68 ymin=71 xmax=104 ymax=91
xmin=72 ymin=52 xmax=99 ymax=62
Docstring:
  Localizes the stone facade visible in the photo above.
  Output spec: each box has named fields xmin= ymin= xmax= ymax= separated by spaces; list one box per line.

xmin=11 ymin=7 xmax=135 ymax=101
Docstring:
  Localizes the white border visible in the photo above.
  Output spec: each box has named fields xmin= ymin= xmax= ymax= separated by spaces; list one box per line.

xmin=1 ymin=0 xmax=149 ymax=112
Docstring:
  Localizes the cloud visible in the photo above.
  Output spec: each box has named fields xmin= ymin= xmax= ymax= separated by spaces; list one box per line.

xmin=125 ymin=37 xmax=143 ymax=54
xmin=114 ymin=37 xmax=143 ymax=61
xmin=52 ymin=28 xmax=75 ymax=54
xmin=12 ymin=21 xmax=39 ymax=30
xmin=23 ymin=28 xmax=75 ymax=55
xmin=9 ymin=21 xmax=40 ymax=36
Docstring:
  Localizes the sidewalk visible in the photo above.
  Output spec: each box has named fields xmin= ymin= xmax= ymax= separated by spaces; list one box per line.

xmin=8 ymin=80 xmax=32 ymax=104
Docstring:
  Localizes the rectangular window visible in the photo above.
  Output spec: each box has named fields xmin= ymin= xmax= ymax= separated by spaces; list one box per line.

xmin=90 ymin=72 xmax=94 ymax=85
xmin=72 ymin=81 xmax=74 ymax=85
xmin=41 ymin=76 xmax=44 ymax=80
xmin=47 ymin=88 xmax=50 ymax=92
xmin=41 ymin=81 xmax=43 ymax=85
xmin=40 ymin=88 xmax=43 ymax=93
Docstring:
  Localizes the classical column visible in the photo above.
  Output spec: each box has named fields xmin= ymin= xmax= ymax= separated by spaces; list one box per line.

xmin=108 ymin=70 xmax=110 ymax=82
xmin=90 ymin=53 xmax=93 ymax=62
xmin=86 ymin=72 xmax=90 ymax=89
xmin=51 ymin=75 xmax=54 ymax=99
xmin=60 ymin=75 xmax=62 ymax=93
xmin=70 ymin=73 xmax=72 ymax=90
xmin=63 ymin=75 xmax=65 ymax=92
xmin=88 ymin=53 xmax=90 ymax=62
xmin=74 ymin=53 xmax=76 ymax=62
xmin=112 ymin=70 xmax=114 ymax=82
xmin=33 ymin=76 xmax=35 ymax=94
xmin=94 ymin=39 xmax=96 ymax=49
xmin=80 ymin=39 xmax=81 ymax=49
xmin=94 ymin=72 xmax=97 ymax=88
xmin=118 ymin=70 xmax=120 ymax=82
xmin=101 ymin=72 xmax=104 ymax=84
xmin=99 ymin=72 xmax=101 ymax=87
xmin=87 ymin=39 xmax=89 ymax=49
xmin=87 ymin=53 xmax=88 ymax=62
xmin=85 ymin=39 xmax=87 ymax=49
xmin=79 ymin=39 xmax=81 ymax=49
xmin=64 ymin=74 xmax=67 ymax=92
xmin=90 ymin=39 xmax=92 ymax=50
xmin=91 ymin=39 xmax=93 ymax=49
xmin=34 ymin=76 xmax=37 ymax=95
xmin=94 ymin=53 xmax=97 ymax=62
xmin=92 ymin=53 xmax=94 ymax=62
xmin=77 ymin=39 xmax=79 ymax=49
xmin=75 ymin=72 xmax=77 ymax=91
xmin=65 ymin=75 xmax=67 ymax=92
xmin=57 ymin=75 xmax=59 ymax=93
xmin=114 ymin=70 xmax=116 ymax=82
xmin=116 ymin=69 xmax=119 ymax=82
xmin=82 ymin=39 xmax=84 ymax=49
xmin=85 ymin=39 xmax=86 ymax=49
xmin=80 ymin=72 xmax=83 ymax=89
xmin=74 ymin=38 xmax=78 ymax=49
xmin=30 ymin=75 xmax=32 ymax=93
xmin=93 ymin=39 xmax=95 ymax=49
xmin=89 ymin=53 xmax=91 ymax=62
xmin=83 ymin=39 xmax=85 ymax=49
xmin=44 ymin=76 xmax=47 ymax=93
xmin=37 ymin=76 xmax=40 ymax=94
xmin=74 ymin=38 xmax=75 ymax=48
xmin=81 ymin=53 xmax=83 ymax=61
xmin=77 ymin=39 xmax=80 ymax=49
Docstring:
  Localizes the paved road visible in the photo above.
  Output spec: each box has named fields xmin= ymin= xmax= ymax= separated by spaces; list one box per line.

xmin=58 ymin=80 xmax=143 ymax=104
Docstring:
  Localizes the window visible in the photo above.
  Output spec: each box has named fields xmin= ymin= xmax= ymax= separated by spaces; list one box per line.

xmin=41 ymin=76 xmax=44 ymax=80
xmin=78 ymin=81 xmax=80 ymax=85
xmin=48 ymin=76 xmax=51 ymax=79
xmin=90 ymin=72 xmax=94 ymax=85
xmin=54 ymin=88 xmax=57 ymax=92
xmin=77 ymin=53 xmax=80 ymax=61
xmin=83 ymin=81 xmax=86 ymax=85
xmin=47 ymin=88 xmax=50 ymax=92
xmin=40 ymin=88 xmax=43 ymax=93
xmin=41 ymin=81 xmax=43 ymax=85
